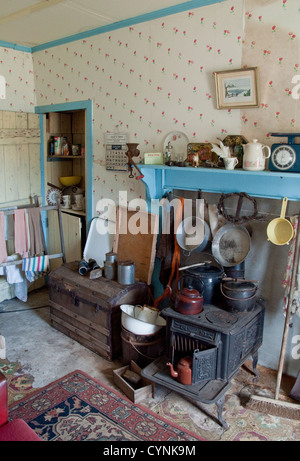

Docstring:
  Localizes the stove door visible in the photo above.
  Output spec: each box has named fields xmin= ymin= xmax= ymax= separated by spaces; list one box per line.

xmin=192 ymin=347 xmax=217 ymax=384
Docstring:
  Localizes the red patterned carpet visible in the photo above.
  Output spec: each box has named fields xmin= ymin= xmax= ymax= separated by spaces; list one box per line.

xmin=7 ymin=369 xmax=205 ymax=441
xmin=0 ymin=359 xmax=35 ymax=404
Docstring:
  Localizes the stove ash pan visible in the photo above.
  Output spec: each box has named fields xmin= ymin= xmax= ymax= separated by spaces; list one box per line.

xmin=166 ymin=304 xmax=265 ymax=385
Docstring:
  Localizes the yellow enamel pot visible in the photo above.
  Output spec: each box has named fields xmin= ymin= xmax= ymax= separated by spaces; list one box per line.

xmin=267 ymin=197 xmax=294 ymax=245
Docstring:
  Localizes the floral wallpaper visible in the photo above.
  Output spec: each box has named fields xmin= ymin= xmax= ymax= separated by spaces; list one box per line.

xmin=241 ymin=0 xmax=300 ymax=144
xmin=31 ymin=0 xmax=245 ymax=209
xmin=0 ymin=48 xmax=35 ymax=112
xmin=1 ymin=0 xmax=299 ymax=210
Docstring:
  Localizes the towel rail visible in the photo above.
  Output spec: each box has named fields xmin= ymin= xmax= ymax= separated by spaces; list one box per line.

xmin=0 ymin=254 xmax=64 ymax=267
xmin=0 ymin=195 xmax=66 ymax=267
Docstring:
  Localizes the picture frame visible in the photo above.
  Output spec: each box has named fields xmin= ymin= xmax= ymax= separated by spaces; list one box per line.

xmin=215 ymin=67 xmax=259 ymax=109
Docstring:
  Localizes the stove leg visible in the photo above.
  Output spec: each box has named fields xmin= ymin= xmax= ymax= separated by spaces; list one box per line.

xmin=216 ymin=396 xmax=229 ymax=430
xmin=252 ymin=351 xmax=259 ymax=383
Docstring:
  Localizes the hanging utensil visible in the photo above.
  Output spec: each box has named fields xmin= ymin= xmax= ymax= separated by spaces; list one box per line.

xmin=179 ymin=261 xmax=211 ymax=271
xmin=267 ymin=197 xmax=294 ymax=245
xmin=211 ymin=224 xmax=251 ymax=267
xmin=176 ymin=216 xmax=210 ymax=255
xmin=126 ymin=143 xmax=144 ymax=180
xmin=127 ymin=153 xmax=144 ymax=179
xmin=217 ymin=192 xmax=259 ymax=224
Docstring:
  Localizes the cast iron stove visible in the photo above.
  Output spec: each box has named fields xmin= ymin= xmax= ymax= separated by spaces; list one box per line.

xmin=142 ymin=301 xmax=265 ymax=429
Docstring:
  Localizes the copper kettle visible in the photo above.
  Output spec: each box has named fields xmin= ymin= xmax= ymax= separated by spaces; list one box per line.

xmin=167 ymin=357 xmax=193 ymax=385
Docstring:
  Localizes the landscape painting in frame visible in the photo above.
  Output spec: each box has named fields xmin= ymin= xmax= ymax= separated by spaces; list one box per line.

xmin=215 ymin=67 xmax=259 ymax=109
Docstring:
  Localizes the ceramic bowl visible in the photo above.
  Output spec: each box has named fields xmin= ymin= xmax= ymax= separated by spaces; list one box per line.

xmin=135 ymin=304 xmax=162 ymax=324
xmin=59 ymin=176 xmax=81 ymax=186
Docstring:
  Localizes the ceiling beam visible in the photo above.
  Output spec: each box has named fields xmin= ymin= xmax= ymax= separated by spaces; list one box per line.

xmin=0 ymin=0 xmax=66 ymax=26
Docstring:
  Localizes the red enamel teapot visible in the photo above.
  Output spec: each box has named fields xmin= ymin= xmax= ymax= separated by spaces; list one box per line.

xmin=174 ymin=276 xmax=204 ymax=315
xmin=167 ymin=357 xmax=193 ymax=385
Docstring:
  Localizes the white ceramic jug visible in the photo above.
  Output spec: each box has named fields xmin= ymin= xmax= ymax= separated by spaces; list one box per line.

xmin=243 ymin=139 xmax=271 ymax=171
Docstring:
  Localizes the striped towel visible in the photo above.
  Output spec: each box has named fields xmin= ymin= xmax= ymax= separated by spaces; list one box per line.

xmin=22 ymin=255 xmax=49 ymax=282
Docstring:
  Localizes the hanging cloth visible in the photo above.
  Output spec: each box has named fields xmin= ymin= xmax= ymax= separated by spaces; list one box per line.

xmin=0 ymin=211 xmax=8 ymax=264
xmin=4 ymin=213 xmax=14 ymax=240
xmin=0 ymin=254 xmax=28 ymax=302
xmin=14 ymin=209 xmax=29 ymax=258
xmin=153 ymin=197 xmax=184 ymax=309
xmin=22 ymin=255 xmax=49 ymax=282
xmin=27 ymin=207 xmax=45 ymax=256
xmin=282 ymin=215 xmax=300 ymax=318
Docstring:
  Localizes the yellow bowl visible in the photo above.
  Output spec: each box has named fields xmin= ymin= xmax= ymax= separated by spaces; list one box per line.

xmin=59 ymin=176 xmax=81 ymax=186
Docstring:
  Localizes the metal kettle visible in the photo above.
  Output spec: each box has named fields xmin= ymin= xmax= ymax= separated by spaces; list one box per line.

xmin=174 ymin=275 xmax=204 ymax=315
xmin=167 ymin=357 xmax=193 ymax=385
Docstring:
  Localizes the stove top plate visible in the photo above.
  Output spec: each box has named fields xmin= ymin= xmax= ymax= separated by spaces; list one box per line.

xmin=205 ymin=310 xmax=238 ymax=326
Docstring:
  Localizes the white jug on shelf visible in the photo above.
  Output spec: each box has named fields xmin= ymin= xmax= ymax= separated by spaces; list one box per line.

xmin=243 ymin=139 xmax=271 ymax=171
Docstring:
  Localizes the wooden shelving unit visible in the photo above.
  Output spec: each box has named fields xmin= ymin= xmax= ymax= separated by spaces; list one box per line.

xmin=44 ymin=110 xmax=87 ymax=269
xmin=47 ymin=155 xmax=85 ymax=161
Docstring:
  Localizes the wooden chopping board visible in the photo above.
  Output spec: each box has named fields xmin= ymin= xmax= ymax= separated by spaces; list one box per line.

xmin=113 ymin=206 xmax=159 ymax=285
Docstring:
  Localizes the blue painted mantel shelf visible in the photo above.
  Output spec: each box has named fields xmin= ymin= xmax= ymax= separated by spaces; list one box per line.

xmin=139 ymin=165 xmax=300 ymax=205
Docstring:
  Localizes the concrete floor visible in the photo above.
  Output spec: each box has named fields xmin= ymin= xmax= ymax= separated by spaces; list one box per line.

xmin=0 ymin=285 xmax=170 ymax=404
xmin=0 ymin=286 xmax=299 ymax=441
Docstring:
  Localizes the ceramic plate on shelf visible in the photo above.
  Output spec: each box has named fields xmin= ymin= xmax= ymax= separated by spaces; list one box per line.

xmin=46 ymin=188 xmax=62 ymax=206
xmin=163 ymin=131 xmax=189 ymax=159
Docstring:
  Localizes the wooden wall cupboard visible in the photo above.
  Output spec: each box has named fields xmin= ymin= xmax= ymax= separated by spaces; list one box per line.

xmin=44 ymin=110 xmax=87 ymax=270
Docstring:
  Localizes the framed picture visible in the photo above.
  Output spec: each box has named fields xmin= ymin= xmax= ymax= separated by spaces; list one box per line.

xmin=215 ymin=67 xmax=259 ymax=109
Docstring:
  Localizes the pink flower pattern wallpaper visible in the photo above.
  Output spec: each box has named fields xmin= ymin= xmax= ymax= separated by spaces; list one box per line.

xmin=0 ymin=49 xmax=35 ymax=110
xmin=0 ymin=0 xmax=300 ymax=208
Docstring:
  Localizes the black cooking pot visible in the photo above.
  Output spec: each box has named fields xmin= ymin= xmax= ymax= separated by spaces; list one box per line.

xmin=221 ymin=280 xmax=258 ymax=312
xmin=185 ymin=262 xmax=223 ymax=305
xmin=222 ymin=280 xmax=257 ymax=299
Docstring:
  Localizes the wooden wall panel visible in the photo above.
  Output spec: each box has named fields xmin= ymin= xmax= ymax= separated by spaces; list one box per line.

xmin=4 ymin=144 xmax=19 ymax=202
xmin=16 ymin=112 xmax=28 ymax=129
xmin=0 ymin=110 xmax=41 ymax=207
xmin=29 ymin=143 xmax=41 ymax=197
xmin=0 ymin=110 xmax=43 ymax=301
xmin=28 ymin=113 xmax=40 ymax=129
xmin=18 ymin=143 xmax=31 ymax=199
xmin=2 ymin=111 xmax=16 ymax=129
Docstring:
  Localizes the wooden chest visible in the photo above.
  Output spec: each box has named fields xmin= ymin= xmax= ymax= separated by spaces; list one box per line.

xmin=48 ymin=262 xmax=149 ymax=361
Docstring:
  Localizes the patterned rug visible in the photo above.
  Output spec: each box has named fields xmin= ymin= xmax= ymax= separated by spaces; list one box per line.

xmin=2 ymin=359 xmax=299 ymax=441
xmin=7 ymin=370 xmax=205 ymax=441
xmin=150 ymin=362 xmax=300 ymax=442
xmin=0 ymin=359 xmax=35 ymax=405
xmin=153 ymin=388 xmax=300 ymax=441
